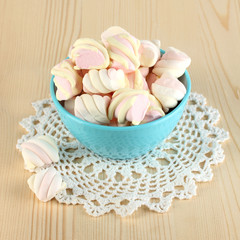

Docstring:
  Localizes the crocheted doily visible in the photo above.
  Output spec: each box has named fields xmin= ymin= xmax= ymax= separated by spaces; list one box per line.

xmin=16 ymin=93 xmax=229 ymax=217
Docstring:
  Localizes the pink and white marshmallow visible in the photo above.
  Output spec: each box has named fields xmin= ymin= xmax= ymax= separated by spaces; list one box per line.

xmin=102 ymin=28 xmax=141 ymax=73
xmin=83 ymin=68 xmax=126 ymax=94
xmin=151 ymin=72 xmax=186 ymax=112
xmin=21 ymin=136 xmax=59 ymax=171
xmin=143 ymin=94 xmax=165 ymax=123
xmin=51 ymin=59 xmax=83 ymax=101
xmin=153 ymin=47 xmax=191 ymax=78
xmin=101 ymin=26 xmax=131 ymax=45
xmin=27 ymin=167 xmax=66 ymax=202
xmin=108 ymin=88 xmax=150 ymax=125
xmin=70 ymin=38 xmax=110 ymax=70
xmin=74 ymin=94 xmax=111 ymax=124
xmin=139 ymin=40 xmax=161 ymax=67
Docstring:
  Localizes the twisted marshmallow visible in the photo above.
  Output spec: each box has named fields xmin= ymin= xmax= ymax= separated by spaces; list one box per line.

xmin=70 ymin=38 xmax=110 ymax=70
xmin=101 ymin=26 xmax=130 ymax=45
xmin=51 ymin=59 xmax=83 ymax=101
xmin=108 ymin=88 xmax=150 ymax=125
xmin=152 ymin=72 xmax=186 ymax=112
xmin=27 ymin=167 xmax=66 ymax=202
xmin=83 ymin=68 xmax=126 ymax=94
xmin=143 ymin=94 xmax=165 ymax=123
xmin=103 ymin=31 xmax=141 ymax=73
xmin=21 ymin=136 xmax=59 ymax=171
xmin=75 ymin=94 xmax=111 ymax=124
xmin=139 ymin=40 xmax=161 ymax=67
xmin=153 ymin=47 xmax=191 ymax=78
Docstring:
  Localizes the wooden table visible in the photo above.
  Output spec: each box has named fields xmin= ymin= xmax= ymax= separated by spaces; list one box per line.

xmin=1 ymin=0 xmax=239 ymax=239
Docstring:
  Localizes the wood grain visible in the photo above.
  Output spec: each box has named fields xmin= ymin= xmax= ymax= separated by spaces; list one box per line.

xmin=0 ymin=0 xmax=239 ymax=239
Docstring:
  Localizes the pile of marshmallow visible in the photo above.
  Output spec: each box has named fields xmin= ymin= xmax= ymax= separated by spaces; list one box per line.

xmin=51 ymin=26 xmax=191 ymax=126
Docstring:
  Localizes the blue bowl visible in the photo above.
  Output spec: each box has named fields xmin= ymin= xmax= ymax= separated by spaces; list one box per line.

xmin=50 ymin=70 xmax=191 ymax=160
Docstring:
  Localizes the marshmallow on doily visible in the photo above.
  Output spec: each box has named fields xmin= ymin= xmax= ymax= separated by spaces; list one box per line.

xmin=21 ymin=135 xmax=59 ymax=171
xmin=27 ymin=167 xmax=66 ymax=202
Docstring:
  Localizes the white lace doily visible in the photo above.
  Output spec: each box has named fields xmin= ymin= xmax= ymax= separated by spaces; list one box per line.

xmin=16 ymin=93 xmax=229 ymax=217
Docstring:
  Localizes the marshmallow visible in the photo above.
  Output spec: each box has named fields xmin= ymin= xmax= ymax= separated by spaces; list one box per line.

xmin=21 ymin=136 xmax=59 ymax=171
xmin=153 ymin=47 xmax=191 ymax=78
xmin=70 ymin=38 xmax=110 ymax=70
xmin=142 ymin=94 xmax=165 ymax=123
xmin=152 ymin=72 xmax=186 ymax=112
xmin=108 ymin=88 xmax=150 ymax=125
xmin=102 ymin=30 xmax=141 ymax=73
xmin=27 ymin=167 xmax=66 ymax=202
xmin=139 ymin=40 xmax=161 ymax=67
xmin=151 ymin=40 xmax=161 ymax=49
xmin=126 ymin=69 xmax=149 ymax=90
xmin=51 ymin=59 xmax=83 ymax=101
xmin=75 ymin=94 xmax=111 ymax=124
xmin=83 ymin=68 xmax=126 ymax=94
xmin=101 ymin=26 xmax=130 ymax=45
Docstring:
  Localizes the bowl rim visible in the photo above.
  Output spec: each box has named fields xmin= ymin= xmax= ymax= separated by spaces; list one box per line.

xmin=50 ymin=67 xmax=191 ymax=132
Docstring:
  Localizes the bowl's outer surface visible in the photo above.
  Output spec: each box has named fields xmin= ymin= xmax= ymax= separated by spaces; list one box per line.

xmin=50 ymin=71 xmax=191 ymax=160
